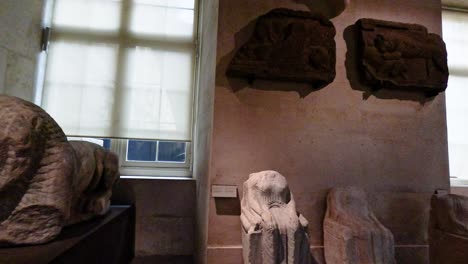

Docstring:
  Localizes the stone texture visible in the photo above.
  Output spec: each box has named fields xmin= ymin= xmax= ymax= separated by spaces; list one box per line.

xmin=394 ymin=246 xmax=429 ymax=264
xmin=137 ymin=216 xmax=194 ymax=256
xmin=356 ymin=18 xmax=448 ymax=97
xmin=207 ymin=247 xmax=244 ymax=264
xmin=0 ymin=0 xmax=43 ymax=58
xmin=369 ymin=192 xmax=431 ymax=245
xmin=0 ymin=0 xmax=43 ymax=102
xmin=0 ymin=95 xmax=119 ymax=246
xmin=227 ymin=8 xmax=335 ymax=89
xmin=241 ymin=170 xmax=311 ymax=264
xmin=4 ymin=53 xmax=36 ymax=102
xmin=0 ymin=48 xmax=6 ymax=93
xmin=112 ymin=178 xmax=196 ymax=256
xmin=429 ymin=192 xmax=468 ymax=264
xmin=324 ymin=187 xmax=396 ymax=264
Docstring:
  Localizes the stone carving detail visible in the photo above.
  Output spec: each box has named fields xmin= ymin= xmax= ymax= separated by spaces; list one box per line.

xmin=240 ymin=170 xmax=311 ymax=264
xmin=429 ymin=191 xmax=468 ymax=264
xmin=0 ymin=95 xmax=119 ymax=246
xmin=227 ymin=8 xmax=336 ymax=89
xmin=356 ymin=18 xmax=448 ymax=97
xmin=324 ymin=186 xmax=395 ymax=264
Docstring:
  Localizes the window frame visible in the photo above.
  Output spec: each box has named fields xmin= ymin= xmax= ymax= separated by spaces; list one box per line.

xmin=37 ymin=0 xmax=201 ymax=178
xmin=113 ymin=139 xmax=192 ymax=177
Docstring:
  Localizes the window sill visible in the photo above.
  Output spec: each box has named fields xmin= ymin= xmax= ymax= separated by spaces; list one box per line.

xmin=120 ymin=175 xmax=194 ymax=181
xmin=450 ymin=178 xmax=468 ymax=187
xmin=119 ymin=166 xmax=191 ymax=178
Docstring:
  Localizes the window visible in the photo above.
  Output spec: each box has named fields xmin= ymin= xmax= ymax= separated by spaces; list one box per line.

xmin=37 ymin=0 xmax=199 ymax=177
xmin=442 ymin=7 xmax=468 ymax=185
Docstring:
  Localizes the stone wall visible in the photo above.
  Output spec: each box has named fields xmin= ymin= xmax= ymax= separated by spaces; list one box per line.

xmin=0 ymin=0 xmax=43 ymax=101
xmin=112 ymin=179 xmax=196 ymax=257
xmin=206 ymin=0 xmax=450 ymax=263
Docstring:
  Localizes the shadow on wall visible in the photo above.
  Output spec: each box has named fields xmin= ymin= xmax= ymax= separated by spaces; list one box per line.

xmin=217 ymin=18 xmax=316 ymax=98
xmin=293 ymin=0 xmax=349 ymax=19
xmin=214 ymin=197 xmax=241 ymax=216
xmin=343 ymin=24 xmax=434 ymax=104
xmin=111 ymin=180 xmax=136 ymax=205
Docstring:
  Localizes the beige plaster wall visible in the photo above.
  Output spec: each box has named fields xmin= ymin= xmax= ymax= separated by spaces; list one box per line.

xmin=0 ymin=0 xmax=43 ymax=101
xmin=207 ymin=0 xmax=450 ymax=263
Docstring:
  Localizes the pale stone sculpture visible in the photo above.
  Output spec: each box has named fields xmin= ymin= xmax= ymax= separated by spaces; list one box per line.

xmin=324 ymin=187 xmax=395 ymax=264
xmin=240 ymin=170 xmax=311 ymax=264
xmin=429 ymin=191 xmax=468 ymax=264
xmin=0 ymin=95 xmax=119 ymax=246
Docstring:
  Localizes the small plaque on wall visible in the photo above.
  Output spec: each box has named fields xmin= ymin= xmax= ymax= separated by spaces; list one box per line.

xmin=212 ymin=185 xmax=238 ymax=198
xmin=356 ymin=18 xmax=449 ymax=97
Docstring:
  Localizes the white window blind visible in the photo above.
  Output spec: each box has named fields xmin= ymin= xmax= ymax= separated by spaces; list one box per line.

xmin=41 ymin=0 xmax=196 ymax=141
xmin=442 ymin=9 xmax=468 ymax=179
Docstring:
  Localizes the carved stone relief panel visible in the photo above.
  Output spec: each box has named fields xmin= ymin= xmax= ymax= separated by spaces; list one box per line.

xmin=356 ymin=18 xmax=448 ymax=97
xmin=227 ymin=8 xmax=336 ymax=89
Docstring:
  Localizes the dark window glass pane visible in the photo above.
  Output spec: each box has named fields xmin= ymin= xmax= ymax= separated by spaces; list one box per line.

xmin=127 ymin=140 xmax=157 ymax=161
xmin=102 ymin=138 xmax=111 ymax=150
xmin=157 ymin=141 xmax=186 ymax=162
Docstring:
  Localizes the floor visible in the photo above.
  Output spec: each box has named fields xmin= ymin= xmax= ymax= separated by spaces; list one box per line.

xmin=132 ymin=255 xmax=193 ymax=264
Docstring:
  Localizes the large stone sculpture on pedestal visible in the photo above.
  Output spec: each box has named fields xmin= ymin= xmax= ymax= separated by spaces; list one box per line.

xmin=0 ymin=95 xmax=119 ymax=245
xmin=429 ymin=191 xmax=468 ymax=264
xmin=324 ymin=187 xmax=395 ymax=264
xmin=240 ymin=170 xmax=311 ymax=264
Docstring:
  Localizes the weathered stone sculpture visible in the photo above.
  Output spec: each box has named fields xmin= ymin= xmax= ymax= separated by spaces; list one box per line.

xmin=429 ymin=191 xmax=468 ymax=264
xmin=324 ymin=187 xmax=395 ymax=264
xmin=67 ymin=141 xmax=119 ymax=225
xmin=0 ymin=95 xmax=119 ymax=246
xmin=227 ymin=8 xmax=336 ymax=89
xmin=240 ymin=170 xmax=311 ymax=264
xmin=356 ymin=18 xmax=448 ymax=97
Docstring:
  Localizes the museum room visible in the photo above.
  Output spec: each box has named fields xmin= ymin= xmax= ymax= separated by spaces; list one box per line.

xmin=1 ymin=0 xmax=468 ymax=263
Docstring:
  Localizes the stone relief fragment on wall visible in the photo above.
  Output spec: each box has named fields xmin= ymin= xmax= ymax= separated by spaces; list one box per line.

xmin=0 ymin=95 xmax=119 ymax=246
xmin=227 ymin=8 xmax=336 ymax=89
xmin=429 ymin=191 xmax=468 ymax=264
xmin=356 ymin=18 xmax=448 ymax=97
xmin=240 ymin=170 xmax=311 ymax=264
xmin=324 ymin=186 xmax=396 ymax=264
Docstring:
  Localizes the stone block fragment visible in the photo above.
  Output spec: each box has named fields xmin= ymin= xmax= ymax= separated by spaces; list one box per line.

xmin=324 ymin=187 xmax=395 ymax=264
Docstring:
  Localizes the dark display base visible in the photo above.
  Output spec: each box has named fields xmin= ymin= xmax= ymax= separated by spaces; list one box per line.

xmin=0 ymin=205 xmax=135 ymax=264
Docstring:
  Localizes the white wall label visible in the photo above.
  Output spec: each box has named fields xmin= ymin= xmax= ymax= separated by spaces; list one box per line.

xmin=212 ymin=185 xmax=238 ymax=198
